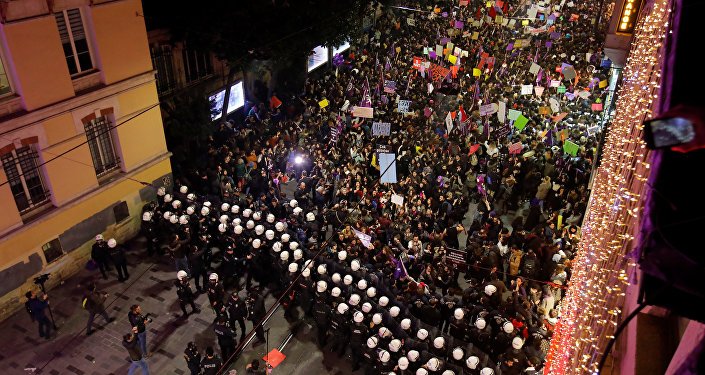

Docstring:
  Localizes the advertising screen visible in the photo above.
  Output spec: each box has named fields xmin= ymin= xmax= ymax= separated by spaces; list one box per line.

xmin=307 ymin=45 xmax=329 ymax=72
xmin=226 ymin=81 xmax=245 ymax=114
xmin=209 ymin=89 xmax=226 ymax=121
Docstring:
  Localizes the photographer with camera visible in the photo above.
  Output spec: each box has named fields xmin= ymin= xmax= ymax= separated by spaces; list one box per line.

xmin=128 ymin=304 xmax=152 ymax=358
xmin=83 ymin=282 xmax=115 ymax=335
xmin=25 ymin=290 xmax=52 ymax=340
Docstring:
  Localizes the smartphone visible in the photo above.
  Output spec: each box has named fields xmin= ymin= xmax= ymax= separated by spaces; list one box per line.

xmin=643 ymin=117 xmax=695 ymax=149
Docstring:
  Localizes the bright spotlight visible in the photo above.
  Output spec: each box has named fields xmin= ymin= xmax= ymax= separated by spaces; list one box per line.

xmin=294 ymin=156 xmax=303 ymax=164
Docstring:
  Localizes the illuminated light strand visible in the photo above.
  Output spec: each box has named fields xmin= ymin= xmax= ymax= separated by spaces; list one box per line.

xmin=543 ymin=0 xmax=673 ymax=373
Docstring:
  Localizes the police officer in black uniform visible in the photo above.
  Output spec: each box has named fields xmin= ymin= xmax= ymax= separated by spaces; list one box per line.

xmin=207 ymin=273 xmax=226 ymax=317
xmin=214 ymin=315 xmax=236 ymax=360
xmin=226 ymin=291 xmax=248 ymax=342
xmin=312 ymin=280 xmax=331 ymax=346
xmin=200 ymin=346 xmax=222 ymax=375
xmin=350 ymin=310 xmax=369 ymax=371
xmin=175 ymin=270 xmax=201 ymax=317
xmin=183 ymin=341 xmax=201 ymax=375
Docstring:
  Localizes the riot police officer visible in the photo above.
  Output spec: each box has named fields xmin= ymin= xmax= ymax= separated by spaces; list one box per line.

xmin=175 ymin=270 xmax=201 ymax=317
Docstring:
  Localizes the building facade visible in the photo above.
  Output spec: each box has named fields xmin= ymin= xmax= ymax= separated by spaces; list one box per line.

xmin=0 ymin=0 xmax=171 ymax=320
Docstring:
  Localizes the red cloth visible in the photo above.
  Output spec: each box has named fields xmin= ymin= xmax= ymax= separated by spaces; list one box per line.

xmin=270 ymin=95 xmax=282 ymax=109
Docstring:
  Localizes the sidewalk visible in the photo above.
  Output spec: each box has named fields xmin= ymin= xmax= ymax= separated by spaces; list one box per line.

xmin=0 ymin=235 xmax=284 ymax=375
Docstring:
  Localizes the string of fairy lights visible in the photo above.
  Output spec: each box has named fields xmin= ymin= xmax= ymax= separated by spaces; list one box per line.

xmin=543 ymin=0 xmax=673 ymax=373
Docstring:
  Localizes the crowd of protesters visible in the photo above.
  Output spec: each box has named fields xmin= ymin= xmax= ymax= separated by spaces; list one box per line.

xmin=138 ymin=0 xmax=612 ymax=373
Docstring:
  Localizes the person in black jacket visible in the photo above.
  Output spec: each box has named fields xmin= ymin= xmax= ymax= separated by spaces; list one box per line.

xmin=25 ymin=290 xmax=52 ymax=339
xmin=200 ymin=346 xmax=222 ymax=375
xmin=83 ymin=282 xmax=114 ymax=335
xmin=107 ymin=238 xmax=129 ymax=282
xmin=91 ymin=234 xmax=112 ymax=280
xmin=188 ymin=244 xmax=208 ymax=293
xmin=175 ymin=271 xmax=201 ymax=318
xmin=226 ymin=291 xmax=248 ymax=342
xmin=184 ymin=342 xmax=201 ymax=375
xmin=214 ymin=315 xmax=236 ymax=360
xmin=246 ymin=289 xmax=266 ymax=346
xmin=123 ymin=332 xmax=150 ymax=374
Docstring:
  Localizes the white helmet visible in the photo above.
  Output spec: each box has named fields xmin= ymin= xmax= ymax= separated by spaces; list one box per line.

xmin=367 ymin=336 xmax=378 ymax=348
xmin=378 ymin=327 xmax=391 ymax=338
xmin=288 ymin=263 xmax=298 ymax=273
xmin=433 ymin=337 xmax=445 ymax=349
xmin=255 ymin=225 xmax=265 ymax=235
xmin=280 ymin=251 xmax=289 ymax=261
xmin=163 ymin=211 xmax=172 ymax=220
xmin=480 ymin=368 xmax=495 ymax=375
xmin=354 ymin=311 xmax=365 ymax=323
xmin=289 ymin=199 xmax=298 ymax=208
xmin=466 ymin=356 xmax=480 ymax=369
xmin=275 ymin=222 xmax=285 ymax=232
xmin=232 ymin=218 xmax=242 ymax=226
xmin=317 ymin=264 xmax=327 ymax=274
xmin=179 ymin=185 xmax=188 ymax=194
xmin=417 ymin=329 xmax=429 ymax=340
xmin=398 ymin=357 xmax=410 ymax=370
xmin=337 ymin=303 xmax=349 ymax=315
xmin=177 ymin=270 xmax=188 ymax=280
xmin=290 ymin=242 xmax=299 ymax=251
xmin=351 ymin=259 xmax=361 ymax=271
xmin=209 ymin=273 xmax=218 ymax=282
xmin=201 ymin=207 xmax=210 ymax=216
xmin=234 ymin=225 xmax=243 ymax=234
xmin=266 ymin=214 xmax=275 ymax=223
xmin=306 ymin=212 xmax=315 ymax=222
xmin=389 ymin=339 xmax=402 ymax=352
xmin=252 ymin=239 xmax=261 ymax=249
xmin=157 ymin=186 xmax=166 ymax=196
xmin=293 ymin=207 xmax=303 ymax=215
xmin=454 ymin=308 xmax=464 ymax=320
xmin=293 ymin=249 xmax=303 ymax=260
xmin=281 ymin=233 xmax=290 ymax=243
xmin=221 ymin=203 xmax=230 ymax=212
xmin=242 ymin=208 xmax=252 ymax=218
xmin=142 ymin=211 xmax=153 ymax=221
xmin=372 ymin=313 xmax=383 ymax=325
xmin=484 ymin=284 xmax=497 ymax=296
xmin=172 ymin=200 xmax=182 ymax=209
xmin=503 ymin=321 xmax=514 ymax=334
xmin=416 ymin=369 xmax=429 ymax=375
xmin=265 ymin=230 xmax=275 ymax=240
xmin=512 ymin=336 xmax=524 ymax=349
xmin=379 ymin=296 xmax=389 ymax=307
xmin=475 ymin=318 xmax=487 ymax=330
xmin=186 ymin=206 xmax=195 ymax=215
xmin=348 ymin=294 xmax=361 ymax=306
xmin=164 ymin=194 xmax=173 ymax=203
xmin=170 ymin=214 xmax=178 ymax=224
xmin=218 ymin=223 xmax=227 ymax=233
xmin=317 ymin=280 xmax=328 ymax=293
xmin=203 ymin=201 xmax=211 ymax=207
xmin=362 ymin=302 xmax=373 ymax=313
xmin=407 ymin=350 xmax=420 ymax=362
xmin=231 ymin=205 xmax=240 ymax=214
xmin=331 ymin=287 xmax=341 ymax=297
xmin=442 ymin=371 xmax=455 ymax=375
xmin=378 ymin=349 xmax=391 ymax=363
xmin=272 ymin=241 xmax=282 ymax=253
xmin=390 ymin=306 xmax=400 ymax=317
xmin=366 ymin=287 xmax=377 ymax=298
xmin=343 ymin=275 xmax=353 ymax=285
xmin=400 ymin=318 xmax=411 ymax=330
xmin=107 ymin=238 xmax=117 ymax=248
xmin=357 ymin=279 xmax=368 ymax=290
xmin=187 ymin=193 xmax=196 ymax=201
xmin=331 ymin=273 xmax=341 ymax=284
xmin=338 ymin=251 xmax=347 ymax=261
xmin=427 ymin=357 xmax=441 ymax=371
xmin=246 ymin=220 xmax=255 ymax=229
xmin=452 ymin=347 xmax=464 ymax=360
xmin=253 ymin=211 xmax=262 ymax=221
xmin=179 ymin=215 xmax=189 ymax=225
xmin=220 ymin=214 xmax=229 ymax=224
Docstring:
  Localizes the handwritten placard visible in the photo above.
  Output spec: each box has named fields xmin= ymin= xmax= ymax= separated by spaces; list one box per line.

xmin=372 ymin=121 xmax=391 ymax=136
xmin=398 ymin=100 xmax=412 ymax=113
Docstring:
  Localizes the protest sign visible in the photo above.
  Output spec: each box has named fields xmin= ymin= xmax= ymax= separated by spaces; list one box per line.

xmin=529 ymin=62 xmax=541 ymax=75
xmin=591 ymin=103 xmax=603 ymax=111
xmin=448 ymin=54 xmax=458 ymax=64
xmin=391 ymin=194 xmax=404 ymax=206
xmin=353 ymin=229 xmax=372 ymax=248
xmin=379 ymin=153 xmax=398 ymax=183
xmin=473 ymin=68 xmax=481 ymax=77
xmin=514 ymin=114 xmax=529 ymax=131
xmin=587 ymin=125 xmax=600 ymax=136
xmin=352 ymin=106 xmax=374 ymax=118
xmin=447 ymin=247 xmax=467 ymax=269
xmin=429 ymin=64 xmax=450 ymax=81
xmin=563 ymin=140 xmax=579 ymax=156
xmin=508 ymin=109 xmax=522 ymax=121
xmin=480 ymin=103 xmax=498 ymax=116
xmin=562 ymin=66 xmax=577 ymax=81
xmin=407 ymin=17 xmax=415 ymax=26
xmin=372 ymin=122 xmax=391 ymax=136
xmin=398 ymin=100 xmax=412 ymax=113
xmin=494 ymin=122 xmax=511 ymax=139
xmin=509 ymin=142 xmax=524 ymax=154
xmin=549 ymin=98 xmax=560 ymax=113
xmin=550 ymin=80 xmax=561 ymax=88
xmin=384 ymin=80 xmax=397 ymax=94
xmin=557 ymin=85 xmax=567 ymax=94
xmin=552 ymin=112 xmax=568 ymax=122
xmin=497 ymin=101 xmax=507 ymax=122
xmin=413 ymin=56 xmax=423 ymax=70
xmin=319 ymin=99 xmax=329 ymax=108
xmin=521 ymin=84 xmax=534 ymax=95
xmin=534 ymin=86 xmax=545 ymax=97
xmin=538 ymin=106 xmax=550 ymax=115
xmin=577 ymin=90 xmax=591 ymax=99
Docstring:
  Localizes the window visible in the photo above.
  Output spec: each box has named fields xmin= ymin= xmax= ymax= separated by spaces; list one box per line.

xmin=42 ymin=239 xmax=64 ymax=264
xmin=150 ymin=45 xmax=177 ymax=95
xmin=0 ymin=54 xmax=12 ymax=96
xmin=55 ymin=9 xmax=94 ymax=76
xmin=84 ymin=116 xmax=119 ymax=177
xmin=1 ymin=145 xmax=50 ymax=213
xmin=113 ymin=201 xmax=129 ymax=223
xmin=182 ymin=48 xmax=213 ymax=83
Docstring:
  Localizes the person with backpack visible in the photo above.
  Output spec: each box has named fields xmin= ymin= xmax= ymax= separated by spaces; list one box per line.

xmin=83 ymin=283 xmax=115 ymax=335
xmin=521 ymin=249 xmax=540 ymax=280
